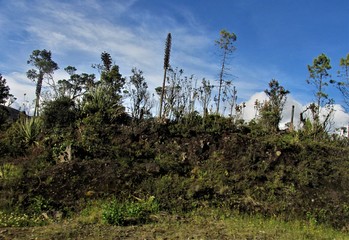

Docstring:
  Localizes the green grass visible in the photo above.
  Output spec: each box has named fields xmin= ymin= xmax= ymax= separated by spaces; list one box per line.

xmin=0 ymin=207 xmax=348 ymax=239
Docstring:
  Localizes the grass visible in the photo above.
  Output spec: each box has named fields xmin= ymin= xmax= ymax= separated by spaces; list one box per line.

xmin=0 ymin=207 xmax=348 ymax=239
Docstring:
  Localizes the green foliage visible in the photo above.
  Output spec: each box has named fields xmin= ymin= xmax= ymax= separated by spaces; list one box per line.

xmin=27 ymin=49 xmax=59 ymax=116
xmin=28 ymin=195 xmax=53 ymax=215
xmin=16 ymin=117 xmax=42 ymax=147
xmin=82 ymin=82 xmax=125 ymax=122
xmin=157 ymin=68 xmax=195 ymax=120
xmin=102 ymin=196 xmax=159 ymax=226
xmin=5 ymin=117 xmax=43 ymax=152
xmin=198 ymin=78 xmax=213 ymax=118
xmin=215 ymin=29 xmax=237 ymax=51
xmin=0 ymin=74 xmax=15 ymax=129
xmin=0 ymin=163 xmax=22 ymax=181
xmin=0 ymin=106 xmax=10 ymax=129
xmin=215 ymin=29 xmax=237 ymax=114
xmin=57 ymin=66 xmax=95 ymax=100
xmin=260 ymin=79 xmax=290 ymax=132
xmin=0 ymin=74 xmax=14 ymax=105
xmin=139 ymin=173 xmax=196 ymax=213
xmin=76 ymin=200 xmax=104 ymax=225
xmin=95 ymin=51 xmax=125 ymax=97
xmin=126 ymin=68 xmax=152 ymax=120
xmin=42 ymin=96 xmax=77 ymax=131
xmin=27 ymin=50 xmax=59 ymax=76
xmin=2 ymin=49 xmax=349 ymax=233
xmin=79 ymin=77 xmax=127 ymax=158
xmin=306 ymin=53 xmax=334 ymax=134
xmin=0 ymin=211 xmax=46 ymax=227
xmin=202 ymin=114 xmax=234 ymax=133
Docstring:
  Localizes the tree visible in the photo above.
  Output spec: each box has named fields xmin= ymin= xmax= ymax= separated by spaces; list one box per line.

xmin=98 ymin=52 xmax=125 ymax=98
xmin=80 ymin=53 xmax=127 ymax=158
xmin=334 ymin=53 xmax=349 ymax=110
xmin=100 ymin=53 xmax=120 ymax=85
xmin=84 ymin=52 xmax=125 ymax=119
xmin=260 ymin=79 xmax=290 ymax=132
xmin=42 ymin=96 xmax=77 ymax=130
xmin=27 ymin=49 xmax=59 ymax=116
xmin=225 ymin=84 xmax=237 ymax=117
xmin=127 ymin=68 xmax=152 ymax=120
xmin=306 ymin=53 xmax=334 ymax=132
xmin=0 ymin=74 xmax=14 ymax=127
xmin=159 ymin=33 xmax=172 ymax=119
xmin=0 ymin=74 xmax=13 ymax=105
xmin=179 ymin=74 xmax=197 ymax=119
xmin=198 ymin=78 xmax=214 ymax=118
xmin=89 ymin=51 xmax=126 ymax=112
xmin=156 ymin=68 xmax=182 ymax=120
xmin=215 ymin=29 xmax=237 ymax=114
xmin=57 ymin=66 xmax=95 ymax=100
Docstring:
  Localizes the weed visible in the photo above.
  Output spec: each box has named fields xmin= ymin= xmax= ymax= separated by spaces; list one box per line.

xmin=102 ymin=196 xmax=159 ymax=226
xmin=0 ymin=211 xmax=47 ymax=227
xmin=0 ymin=163 xmax=22 ymax=181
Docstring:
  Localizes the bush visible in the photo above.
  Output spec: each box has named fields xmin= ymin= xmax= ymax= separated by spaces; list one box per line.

xmin=41 ymin=96 xmax=77 ymax=131
xmin=102 ymin=196 xmax=159 ymax=226
xmin=4 ymin=116 xmax=43 ymax=155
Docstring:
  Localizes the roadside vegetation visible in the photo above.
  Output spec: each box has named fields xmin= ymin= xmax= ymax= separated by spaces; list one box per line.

xmin=0 ymin=33 xmax=349 ymax=238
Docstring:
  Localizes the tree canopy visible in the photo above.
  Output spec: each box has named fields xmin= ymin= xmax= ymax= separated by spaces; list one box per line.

xmin=0 ymin=74 xmax=13 ymax=105
xmin=27 ymin=49 xmax=59 ymax=116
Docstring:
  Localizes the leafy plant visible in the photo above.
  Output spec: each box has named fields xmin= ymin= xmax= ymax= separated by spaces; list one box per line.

xmin=0 ymin=163 xmax=22 ymax=181
xmin=14 ymin=117 xmax=42 ymax=147
xmin=102 ymin=196 xmax=159 ymax=226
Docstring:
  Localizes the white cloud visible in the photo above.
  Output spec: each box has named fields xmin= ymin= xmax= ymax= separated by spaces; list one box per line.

xmin=325 ymin=104 xmax=349 ymax=131
xmin=4 ymin=72 xmax=35 ymax=100
xmin=3 ymin=72 xmax=35 ymax=112
xmin=242 ymin=91 xmax=267 ymax=121
xmin=241 ymin=91 xmax=349 ymax=131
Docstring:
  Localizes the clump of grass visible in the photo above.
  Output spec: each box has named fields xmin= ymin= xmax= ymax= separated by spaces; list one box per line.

xmin=102 ymin=196 xmax=159 ymax=226
xmin=75 ymin=200 xmax=104 ymax=225
xmin=0 ymin=211 xmax=47 ymax=227
xmin=0 ymin=163 xmax=22 ymax=181
xmin=183 ymin=208 xmax=349 ymax=240
xmin=1 ymin=208 xmax=348 ymax=239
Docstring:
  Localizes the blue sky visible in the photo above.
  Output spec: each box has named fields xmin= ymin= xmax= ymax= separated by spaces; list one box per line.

xmin=0 ymin=0 xmax=348 ymax=127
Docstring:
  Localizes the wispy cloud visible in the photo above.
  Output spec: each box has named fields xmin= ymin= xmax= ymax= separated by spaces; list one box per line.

xmin=1 ymin=0 xmax=348 ymax=127
xmin=0 ymin=0 xmax=215 ymax=103
xmin=8 ymin=0 xmax=216 ymax=89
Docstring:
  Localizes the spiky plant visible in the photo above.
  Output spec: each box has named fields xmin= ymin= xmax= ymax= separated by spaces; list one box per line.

xmin=14 ymin=117 xmax=42 ymax=147
xmin=159 ymin=33 xmax=172 ymax=119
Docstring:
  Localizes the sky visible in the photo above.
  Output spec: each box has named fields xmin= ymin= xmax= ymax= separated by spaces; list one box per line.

xmin=0 ymin=0 xmax=348 ymax=129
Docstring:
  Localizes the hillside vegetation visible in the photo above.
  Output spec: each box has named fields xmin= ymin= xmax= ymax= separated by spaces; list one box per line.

xmin=1 ymin=113 xmax=349 ymax=230
xmin=1 ymin=48 xmax=349 ymax=238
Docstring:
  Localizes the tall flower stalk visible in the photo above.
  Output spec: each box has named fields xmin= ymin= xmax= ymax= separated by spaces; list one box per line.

xmin=159 ymin=33 xmax=172 ymax=119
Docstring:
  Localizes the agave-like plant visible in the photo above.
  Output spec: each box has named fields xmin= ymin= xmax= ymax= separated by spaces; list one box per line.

xmin=82 ymin=84 xmax=124 ymax=121
xmin=15 ymin=116 xmax=42 ymax=147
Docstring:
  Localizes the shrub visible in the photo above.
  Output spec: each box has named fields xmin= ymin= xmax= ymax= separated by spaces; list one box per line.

xmin=102 ymin=196 xmax=159 ymax=226
xmin=4 ymin=116 xmax=43 ymax=154
xmin=0 ymin=163 xmax=22 ymax=181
